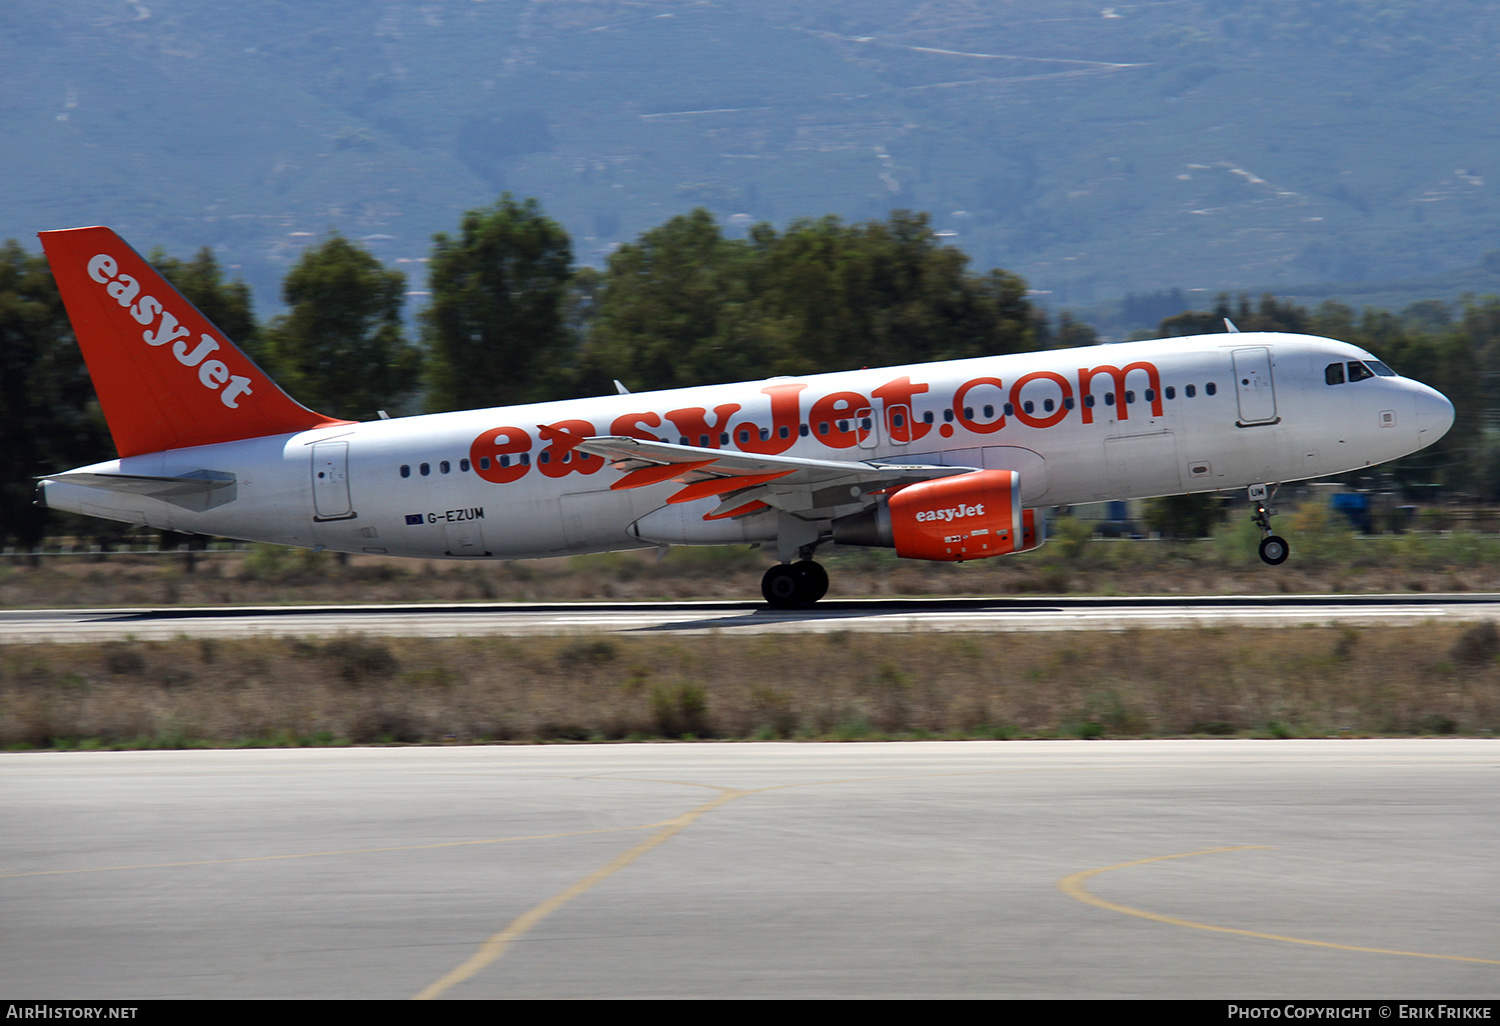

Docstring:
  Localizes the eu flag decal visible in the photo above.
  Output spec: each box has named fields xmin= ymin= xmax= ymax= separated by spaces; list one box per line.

xmin=405 ymin=514 xmax=423 ymax=525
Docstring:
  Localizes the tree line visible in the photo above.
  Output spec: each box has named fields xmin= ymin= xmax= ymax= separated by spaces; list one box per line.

xmin=2 ymin=194 xmax=1497 ymax=547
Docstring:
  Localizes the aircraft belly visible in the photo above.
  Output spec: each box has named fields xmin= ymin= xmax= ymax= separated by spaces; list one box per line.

xmin=562 ymin=488 xmax=659 ymax=551
xmin=344 ymin=463 xmax=669 ymax=558
xmin=630 ymin=500 xmax=779 ymax=546
xmin=980 ymin=446 xmax=1048 ymax=502
xmin=1102 ymin=430 xmax=1183 ymax=499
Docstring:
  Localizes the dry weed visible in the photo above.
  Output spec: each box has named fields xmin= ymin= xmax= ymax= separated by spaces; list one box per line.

xmin=2 ymin=625 xmax=1497 ymax=749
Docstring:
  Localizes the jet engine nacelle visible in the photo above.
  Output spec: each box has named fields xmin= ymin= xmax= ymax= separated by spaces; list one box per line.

xmin=831 ymin=469 xmax=1045 ymax=561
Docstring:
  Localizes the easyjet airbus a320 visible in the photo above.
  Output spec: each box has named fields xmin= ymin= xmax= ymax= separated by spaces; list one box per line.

xmin=36 ymin=227 xmax=1455 ymax=607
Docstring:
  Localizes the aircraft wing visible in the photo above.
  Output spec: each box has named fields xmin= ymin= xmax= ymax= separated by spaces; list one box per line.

xmin=576 ymin=435 xmax=975 ymax=521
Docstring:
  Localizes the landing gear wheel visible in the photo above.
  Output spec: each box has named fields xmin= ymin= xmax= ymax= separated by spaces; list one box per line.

xmin=793 ymin=560 xmax=828 ymax=603
xmin=1258 ymin=535 xmax=1289 ymax=566
xmin=762 ymin=564 xmax=805 ymax=609
xmin=762 ymin=561 xmax=827 ymax=609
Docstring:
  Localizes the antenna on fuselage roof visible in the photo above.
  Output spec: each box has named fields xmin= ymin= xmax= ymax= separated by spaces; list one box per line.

xmin=614 ymin=380 xmax=631 ymax=395
xmin=1224 ymin=318 xmax=1241 ymax=333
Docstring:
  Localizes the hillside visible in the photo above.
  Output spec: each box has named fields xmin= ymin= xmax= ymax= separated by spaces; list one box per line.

xmin=3 ymin=1 xmax=1499 ymax=315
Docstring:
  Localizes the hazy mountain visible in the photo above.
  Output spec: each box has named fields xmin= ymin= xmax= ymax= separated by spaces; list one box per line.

xmin=4 ymin=0 xmax=1499 ymax=314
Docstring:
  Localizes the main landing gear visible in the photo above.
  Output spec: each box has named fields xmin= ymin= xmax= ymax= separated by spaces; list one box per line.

xmin=761 ymin=560 xmax=829 ymax=609
xmin=1249 ymin=483 xmax=1289 ymax=566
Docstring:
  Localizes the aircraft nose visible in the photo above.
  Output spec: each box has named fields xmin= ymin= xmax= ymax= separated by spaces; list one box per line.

xmin=1412 ymin=383 xmax=1455 ymax=444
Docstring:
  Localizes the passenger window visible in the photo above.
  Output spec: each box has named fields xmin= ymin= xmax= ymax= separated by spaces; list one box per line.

xmin=440 ymin=460 xmax=450 ymax=474
xmin=1145 ymin=389 xmax=1155 ymax=403
xmin=460 ymin=458 xmax=470 ymax=472
xmin=1084 ymin=395 xmax=1096 ymax=408
xmin=1325 ymin=363 xmax=1345 ymax=385
xmin=419 ymin=463 xmax=430 ymax=476
xmin=818 ymin=422 xmax=830 ymax=435
xmin=1064 ymin=396 xmax=1075 ymax=410
xmin=1347 ymin=361 xmax=1375 ymax=382
xmin=923 ymin=411 xmax=934 ymax=424
xmin=1125 ymin=391 xmax=1135 ymax=404
xmin=1205 ymin=382 xmax=1217 ymax=395
xmin=983 ymin=405 xmax=994 ymax=418
xmin=1165 ymin=386 xmax=1175 ymax=400
xmin=943 ymin=409 xmax=954 ymax=423
xmin=799 ymin=424 xmax=809 ymax=437
xmin=1022 ymin=401 xmax=1033 ymax=415
xmin=400 ymin=465 xmax=410 ymax=478
xmin=1044 ymin=398 xmax=1055 ymax=412
xmin=1185 ymin=384 xmax=1196 ymax=398
xmin=1004 ymin=403 xmax=1015 ymax=417
xmin=1105 ymin=393 xmax=1115 ymax=406
xmin=778 ymin=425 xmax=789 ymax=438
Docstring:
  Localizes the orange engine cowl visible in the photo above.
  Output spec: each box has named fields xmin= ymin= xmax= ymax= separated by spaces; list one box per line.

xmin=888 ymin=470 xmax=1031 ymax=562
xmin=1018 ymin=506 xmax=1044 ymax=553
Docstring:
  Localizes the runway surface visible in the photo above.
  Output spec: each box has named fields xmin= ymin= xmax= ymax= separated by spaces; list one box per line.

xmin=2 ymin=741 xmax=1497 ymax=999
xmin=3 ymin=593 xmax=1500 ymax=642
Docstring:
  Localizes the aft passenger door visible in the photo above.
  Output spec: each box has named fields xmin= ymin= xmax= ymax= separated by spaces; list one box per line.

xmin=311 ymin=440 xmax=356 ymax=521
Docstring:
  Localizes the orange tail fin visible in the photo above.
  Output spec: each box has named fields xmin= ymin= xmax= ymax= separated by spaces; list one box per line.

xmin=39 ymin=226 xmax=350 ymax=458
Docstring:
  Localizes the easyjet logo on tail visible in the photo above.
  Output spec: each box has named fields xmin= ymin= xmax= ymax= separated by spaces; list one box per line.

xmin=86 ymin=253 xmax=254 ymax=409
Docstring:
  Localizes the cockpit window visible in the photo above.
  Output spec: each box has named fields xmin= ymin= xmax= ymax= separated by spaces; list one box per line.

xmin=1366 ymin=360 xmax=1396 ymax=377
xmin=1325 ymin=362 xmax=1345 ymax=385
xmin=1347 ymin=361 xmax=1375 ymax=382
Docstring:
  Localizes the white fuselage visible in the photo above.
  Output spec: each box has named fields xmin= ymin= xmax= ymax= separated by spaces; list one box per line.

xmin=43 ymin=332 xmax=1454 ymax=559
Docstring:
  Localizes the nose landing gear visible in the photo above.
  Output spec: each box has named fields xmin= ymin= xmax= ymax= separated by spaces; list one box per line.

xmin=1249 ymin=483 xmax=1289 ymax=565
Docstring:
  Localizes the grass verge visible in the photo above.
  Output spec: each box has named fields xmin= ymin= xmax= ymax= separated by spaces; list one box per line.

xmin=3 ymin=623 xmax=1497 ymax=749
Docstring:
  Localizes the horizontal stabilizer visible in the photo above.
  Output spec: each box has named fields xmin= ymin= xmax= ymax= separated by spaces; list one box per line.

xmin=43 ymin=470 xmax=237 ymax=512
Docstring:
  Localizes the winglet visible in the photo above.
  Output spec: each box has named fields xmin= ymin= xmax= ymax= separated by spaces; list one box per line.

xmin=39 ymin=226 xmax=350 ymax=457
